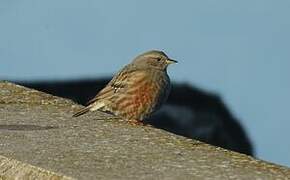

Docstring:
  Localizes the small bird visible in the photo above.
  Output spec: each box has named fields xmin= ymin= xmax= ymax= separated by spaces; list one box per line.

xmin=73 ymin=50 xmax=177 ymax=123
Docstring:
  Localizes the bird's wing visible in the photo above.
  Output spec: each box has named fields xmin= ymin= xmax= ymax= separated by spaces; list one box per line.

xmin=86 ymin=65 xmax=137 ymax=105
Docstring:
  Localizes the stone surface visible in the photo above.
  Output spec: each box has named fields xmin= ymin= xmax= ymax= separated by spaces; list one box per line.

xmin=0 ymin=155 xmax=73 ymax=180
xmin=0 ymin=81 xmax=289 ymax=179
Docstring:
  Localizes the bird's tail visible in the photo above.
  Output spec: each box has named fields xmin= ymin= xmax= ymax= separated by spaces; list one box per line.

xmin=72 ymin=106 xmax=91 ymax=117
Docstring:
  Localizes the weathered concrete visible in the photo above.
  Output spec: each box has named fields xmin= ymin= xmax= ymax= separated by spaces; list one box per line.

xmin=0 ymin=81 xmax=289 ymax=180
xmin=0 ymin=155 xmax=73 ymax=180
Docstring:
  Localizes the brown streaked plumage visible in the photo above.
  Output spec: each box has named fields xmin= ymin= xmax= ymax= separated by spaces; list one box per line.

xmin=73 ymin=50 xmax=177 ymax=121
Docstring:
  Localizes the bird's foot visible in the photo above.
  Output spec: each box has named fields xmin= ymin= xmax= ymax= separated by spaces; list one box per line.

xmin=127 ymin=119 xmax=147 ymax=126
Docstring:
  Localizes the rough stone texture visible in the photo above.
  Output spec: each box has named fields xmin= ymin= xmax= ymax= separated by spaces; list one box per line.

xmin=0 ymin=81 xmax=289 ymax=180
xmin=0 ymin=155 xmax=73 ymax=180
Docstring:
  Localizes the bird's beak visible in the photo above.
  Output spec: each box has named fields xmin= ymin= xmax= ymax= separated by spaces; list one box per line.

xmin=166 ymin=58 xmax=178 ymax=64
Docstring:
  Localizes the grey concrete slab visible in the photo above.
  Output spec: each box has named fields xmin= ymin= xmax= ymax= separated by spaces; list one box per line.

xmin=0 ymin=81 xmax=289 ymax=179
xmin=0 ymin=155 xmax=73 ymax=180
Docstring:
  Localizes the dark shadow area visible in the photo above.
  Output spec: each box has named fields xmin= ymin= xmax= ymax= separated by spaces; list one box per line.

xmin=16 ymin=78 xmax=254 ymax=156
xmin=0 ymin=124 xmax=57 ymax=131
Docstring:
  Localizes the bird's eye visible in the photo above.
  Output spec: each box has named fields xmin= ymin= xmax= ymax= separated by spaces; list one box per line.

xmin=156 ymin=58 xmax=161 ymax=62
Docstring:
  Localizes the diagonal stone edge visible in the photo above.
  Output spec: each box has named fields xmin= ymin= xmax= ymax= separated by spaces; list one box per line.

xmin=0 ymin=81 xmax=79 ymax=107
xmin=1 ymin=81 xmax=290 ymax=179
xmin=0 ymin=155 xmax=74 ymax=180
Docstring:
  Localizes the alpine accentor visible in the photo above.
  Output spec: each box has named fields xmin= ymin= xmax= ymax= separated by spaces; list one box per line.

xmin=73 ymin=50 xmax=177 ymax=122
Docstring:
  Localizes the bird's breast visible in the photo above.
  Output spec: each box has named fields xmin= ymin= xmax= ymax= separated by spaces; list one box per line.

xmin=130 ymin=71 xmax=169 ymax=114
xmin=113 ymin=70 xmax=169 ymax=120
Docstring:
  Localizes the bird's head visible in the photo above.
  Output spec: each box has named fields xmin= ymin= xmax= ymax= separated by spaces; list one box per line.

xmin=132 ymin=50 xmax=177 ymax=70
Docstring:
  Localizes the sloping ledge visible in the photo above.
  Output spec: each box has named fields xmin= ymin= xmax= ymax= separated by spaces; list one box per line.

xmin=0 ymin=81 xmax=289 ymax=180
xmin=0 ymin=155 xmax=72 ymax=180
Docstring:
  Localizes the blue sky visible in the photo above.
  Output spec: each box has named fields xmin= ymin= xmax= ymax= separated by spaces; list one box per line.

xmin=1 ymin=0 xmax=290 ymax=167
